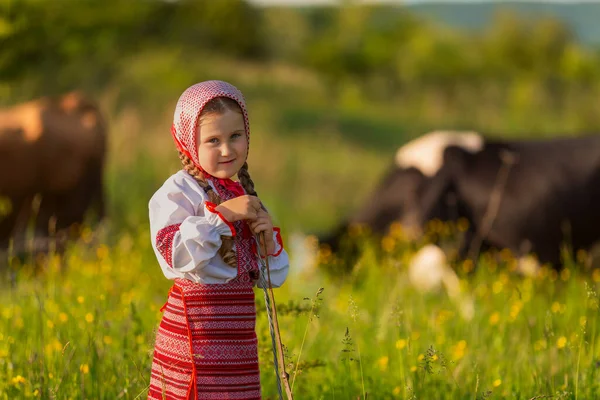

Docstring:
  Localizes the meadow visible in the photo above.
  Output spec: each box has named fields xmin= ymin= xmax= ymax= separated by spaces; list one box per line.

xmin=1 ymin=52 xmax=600 ymax=399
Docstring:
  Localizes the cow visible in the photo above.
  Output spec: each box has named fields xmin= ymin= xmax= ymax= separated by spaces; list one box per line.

xmin=317 ymin=130 xmax=600 ymax=273
xmin=0 ymin=91 xmax=107 ymax=258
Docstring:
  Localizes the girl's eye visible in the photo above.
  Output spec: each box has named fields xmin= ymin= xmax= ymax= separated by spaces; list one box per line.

xmin=231 ymin=133 xmax=242 ymax=139
xmin=208 ymin=138 xmax=219 ymax=144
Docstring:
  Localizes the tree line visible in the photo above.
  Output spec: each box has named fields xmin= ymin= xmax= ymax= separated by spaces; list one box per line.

xmin=2 ymin=0 xmax=599 ymax=118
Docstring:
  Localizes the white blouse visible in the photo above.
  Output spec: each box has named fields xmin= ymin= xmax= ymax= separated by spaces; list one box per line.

xmin=148 ymin=170 xmax=289 ymax=288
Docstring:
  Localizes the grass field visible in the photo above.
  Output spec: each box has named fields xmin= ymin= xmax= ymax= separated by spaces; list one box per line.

xmin=1 ymin=55 xmax=600 ymax=399
xmin=2 ymin=228 xmax=599 ymax=399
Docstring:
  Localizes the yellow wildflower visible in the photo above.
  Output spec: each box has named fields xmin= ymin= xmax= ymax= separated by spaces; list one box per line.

xmin=509 ymin=301 xmax=523 ymax=321
xmin=12 ymin=375 xmax=26 ymax=385
xmin=493 ymin=379 xmax=502 ymax=387
xmin=395 ymin=339 xmax=407 ymax=350
xmin=96 ymin=245 xmax=109 ymax=260
xmin=389 ymin=222 xmax=403 ymax=238
xmin=59 ymin=313 xmax=68 ymax=323
xmin=1 ymin=307 xmax=13 ymax=320
xmin=85 ymin=313 xmax=94 ymax=323
xmin=453 ymin=340 xmax=467 ymax=360
xmin=80 ymin=364 xmax=89 ymax=374
xmin=489 ymin=312 xmax=500 ymax=326
xmin=381 ymin=236 xmax=395 ymax=253
xmin=462 ymin=259 xmax=474 ymax=273
xmin=557 ymin=336 xmax=567 ymax=349
xmin=492 ymin=281 xmax=503 ymax=294
xmin=377 ymin=356 xmax=389 ymax=372
xmin=77 ymin=296 xmax=85 ymax=304
xmin=457 ymin=217 xmax=469 ymax=232
xmin=551 ymin=302 xmax=561 ymax=313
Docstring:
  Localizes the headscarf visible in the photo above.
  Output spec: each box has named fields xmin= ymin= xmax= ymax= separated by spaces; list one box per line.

xmin=171 ymin=80 xmax=250 ymax=197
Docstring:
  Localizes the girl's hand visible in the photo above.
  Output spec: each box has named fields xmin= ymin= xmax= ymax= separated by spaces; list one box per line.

xmin=249 ymin=209 xmax=275 ymax=255
xmin=215 ymin=195 xmax=262 ymax=222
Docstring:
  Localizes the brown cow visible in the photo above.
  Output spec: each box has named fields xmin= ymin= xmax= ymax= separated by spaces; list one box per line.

xmin=0 ymin=91 xmax=107 ymax=258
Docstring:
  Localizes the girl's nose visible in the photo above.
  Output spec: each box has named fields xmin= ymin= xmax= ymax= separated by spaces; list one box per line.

xmin=221 ymin=144 xmax=232 ymax=156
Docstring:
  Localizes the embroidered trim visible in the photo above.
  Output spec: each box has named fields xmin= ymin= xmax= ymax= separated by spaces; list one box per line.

xmin=148 ymin=280 xmax=260 ymax=399
xmin=174 ymin=284 xmax=198 ymax=399
xmin=270 ymin=227 xmax=284 ymax=257
xmin=205 ymin=201 xmax=236 ymax=237
xmin=252 ymin=227 xmax=284 ymax=258
xmin=156 ymin=224 xmax=181 ymax=268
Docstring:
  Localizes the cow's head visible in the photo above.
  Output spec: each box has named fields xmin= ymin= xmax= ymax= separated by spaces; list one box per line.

xmin=317 ymin=130 xmax=484 ymax=265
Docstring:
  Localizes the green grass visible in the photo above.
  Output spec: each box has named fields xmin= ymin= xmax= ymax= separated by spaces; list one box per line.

xmin=2 ymin=54 xmax=600 ymax=399
xmin=1 ymin=232 xmax=599 ymax=399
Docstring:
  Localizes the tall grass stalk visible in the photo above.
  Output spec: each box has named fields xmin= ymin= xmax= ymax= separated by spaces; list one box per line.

xmin=291 ymin=287 xmax=323 ymax=393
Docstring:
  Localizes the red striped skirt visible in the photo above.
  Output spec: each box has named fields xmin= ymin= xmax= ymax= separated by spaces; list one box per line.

xmin=148 ymin=278 xmax=261 ymax=400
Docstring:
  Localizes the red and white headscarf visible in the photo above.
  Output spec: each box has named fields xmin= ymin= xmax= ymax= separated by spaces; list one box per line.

xmin=171 ymin=80 xmax=251 ymax=176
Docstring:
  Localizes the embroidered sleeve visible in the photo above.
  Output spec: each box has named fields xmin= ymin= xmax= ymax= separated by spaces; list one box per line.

xmin=149 ymin=175 xmax=235 ymax=278
xmin=205 ymin=201 xmax=236 ymax=237
xmin=155 ymin=224 xmax=181 ymax=268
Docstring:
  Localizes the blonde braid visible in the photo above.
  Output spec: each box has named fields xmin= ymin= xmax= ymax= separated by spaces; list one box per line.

xmin=238 ymin=162 xmax=274 ymax=258
xmin=238 ymin=162 xmax=258 ymax=198
xmin=179 ymin=151 xmax=237 ymax=268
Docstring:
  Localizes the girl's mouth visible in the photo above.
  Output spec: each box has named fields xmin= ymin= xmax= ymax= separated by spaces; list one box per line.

xmin=219 ymin=159 xmax=235 ymax=165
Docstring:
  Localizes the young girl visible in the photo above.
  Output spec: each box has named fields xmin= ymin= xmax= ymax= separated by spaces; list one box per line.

xmin=147 ymin=80 xmax=290 ymax=400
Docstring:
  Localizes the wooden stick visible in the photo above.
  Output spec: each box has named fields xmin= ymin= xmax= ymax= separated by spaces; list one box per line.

xmin=261 ymin=231 xmax=294 ymax=399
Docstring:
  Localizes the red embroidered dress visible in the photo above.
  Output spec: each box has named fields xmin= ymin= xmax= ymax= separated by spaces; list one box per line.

xmin=147 ymin=81 xmax=289 ymax=400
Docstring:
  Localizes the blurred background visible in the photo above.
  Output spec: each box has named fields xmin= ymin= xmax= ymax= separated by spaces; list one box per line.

xmin=4 ymin=0 xmax=600 ymax=239
xmin=2 ymin=0 xmax=600 ymax=398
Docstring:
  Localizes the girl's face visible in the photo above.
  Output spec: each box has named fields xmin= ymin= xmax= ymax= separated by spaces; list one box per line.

xmin=196 ymin=108 xmax=248 ymax=179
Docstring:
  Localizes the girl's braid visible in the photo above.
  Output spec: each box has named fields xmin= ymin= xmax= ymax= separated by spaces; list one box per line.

xmin=179 ymin=151 xmax=237 ymax=268
xmin=238 ymin=162 xmax=258 ymax=198
xmin=239 ymin=163 xmax=273 ymax=258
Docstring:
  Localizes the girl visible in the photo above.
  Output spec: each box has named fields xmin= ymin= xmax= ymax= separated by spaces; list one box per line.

xmin=147 ymin=80 xmax=289 ymax=400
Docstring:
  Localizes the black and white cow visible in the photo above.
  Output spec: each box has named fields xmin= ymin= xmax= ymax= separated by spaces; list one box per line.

xmin=318 ymin=130 xmax=600 ymax=271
